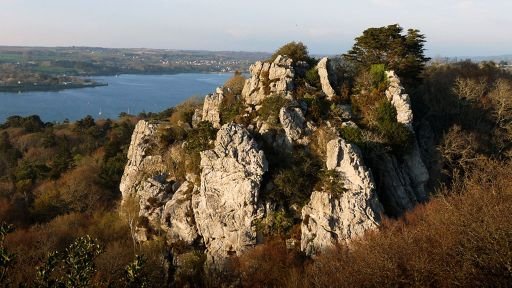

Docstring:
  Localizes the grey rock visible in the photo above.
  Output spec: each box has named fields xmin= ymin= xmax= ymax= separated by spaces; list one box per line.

xmin=317 ymin=57 xmax=337 ymax=100
xmin=202 ymin=88 xmax=224 ymax=128
xmin=337 ymin=104 xmax=353 ymax=120
xmin=242 ymin=55 xmax=295 ymax=105
xmin=137 ymin=175 xmax=173 ymax=227
xmin=369 ymin=153 xmax=418 ymax=215
xmin=385 ymin=71 xmax=413 ymax=128
xmin=161 ymin=181 xmax=199 ymax=245
xmin=367 ymin=72 xmax=430 ymax=216
xmin=301 ymin=138 xmax=382 ymax=255
xmin=257 ymin=119 xmax=291 ymax=152
xmin=120 ymin=120 xmax=199 ymax=246
xmin=120 ymin=120 xmax=166 ymax=200
xmin=279 ymin=106 xmax=305 ymax=144
xmin=192 ymin=123 xmax=267 ymax=264
xmin=385 ymin=70 xmax=429 ymax=202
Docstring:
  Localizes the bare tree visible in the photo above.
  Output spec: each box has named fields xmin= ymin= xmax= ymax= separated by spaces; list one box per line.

xmin=489 ymin=79 xmax=512 ymax=127
xmin=453 ymin=77 xmax=487 ymax=102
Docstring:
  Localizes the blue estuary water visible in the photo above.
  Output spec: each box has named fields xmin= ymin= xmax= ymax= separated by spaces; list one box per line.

xmin=0 ymin=73 xmax=231 ymax=123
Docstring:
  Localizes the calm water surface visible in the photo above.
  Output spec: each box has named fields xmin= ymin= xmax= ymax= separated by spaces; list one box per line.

xmin=0 ymin=73 xmax=231 ymax=123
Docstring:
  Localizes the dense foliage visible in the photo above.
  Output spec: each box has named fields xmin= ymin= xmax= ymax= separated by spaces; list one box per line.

xmin=343 ymin=24 xmax=430 ymax=86
xmin=269 ymin=42 xmax=315 ymax=65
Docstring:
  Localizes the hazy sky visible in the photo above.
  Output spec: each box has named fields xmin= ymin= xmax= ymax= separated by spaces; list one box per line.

xmin=1 ymin=0 xmax=510 ymax=57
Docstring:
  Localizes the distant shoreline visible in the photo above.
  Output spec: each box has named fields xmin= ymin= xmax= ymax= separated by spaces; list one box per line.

xmin=0 ymin=71 xmax=234 ymax=93
xmin=0 ymin=82 xmax=108 ymax=93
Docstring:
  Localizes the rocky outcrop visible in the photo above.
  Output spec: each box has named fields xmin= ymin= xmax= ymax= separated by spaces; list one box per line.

xmin=120 ymin=120 xmax=166 ymax=200
xmin=242 ymin=55 xmax=294 ymax=105
xmin=257 ymin=120 xmax=289 ymax=151
xmin=370 ymin=153 xmax=418 ymax=215
xmin=136 ymin=174 xmax=174 ymax=228
xmin=119 ymin=59 xmax=436 ymax=273
xmin=279 ymin=106 xmax=306 ymax=145
xmin=120 ymin=120 xmax=175 ymax=241
xmin=301 ymin=138 xmax=382 ymax=255
xmin=317 ymin=57 xmax=337 ymax=100
xmin=161 ymin=181 xmax=199 ymax=245
xmin=192 ymin=123 xmax=267 ymax=264
xmin=385 ymin=71 xmax=413 ymax=128
xmin=386 ymin=71 xmax=428 ymax=200
xmin=367 ymin=71 xmax=429 ymax=216
xmin=202 ymin=87 xmax=224 ymax=128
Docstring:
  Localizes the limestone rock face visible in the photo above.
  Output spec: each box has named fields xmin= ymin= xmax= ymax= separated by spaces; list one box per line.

xmin=368 ymin=71 xmax=430 ymax=216
xmin=317 ymin=57 xmax=337 ymax=100
xmin=385 ymin=71 xmax=413 ymax=128
xmin=120 ymin=120 xmax=199 ymax=245
xmin=137 ymin=174 xmax=174 ymax=227
xmin=192 ymin=123 xmax=268 ymax=264
xmin=279 ymin=106 xmax=306 ymax=145
xmin=242 ymin=55 xmax=294 ymax=105
xmin=370 ymin=153 xmax=418 ymax=215
xmin=120 ymin=120 xmax=173 ymax=241
xmin=256 ymin=119 xmax=291 ymax=152
xmin=386 ymin=71 xmax=429 ymax=201
xmin=301 ymin=138 xmax=382 ymax=255
xmin=161 ymin=181 xmax=199 ymax=245
xmin=202 ymin=88 xmax=224 ymax=128
xmin=120 ymin=120 xmax=166 ymax=200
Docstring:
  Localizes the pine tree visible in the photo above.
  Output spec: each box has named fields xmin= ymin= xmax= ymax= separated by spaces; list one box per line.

xmin=343 ymin=24 xmax=430 ymax=86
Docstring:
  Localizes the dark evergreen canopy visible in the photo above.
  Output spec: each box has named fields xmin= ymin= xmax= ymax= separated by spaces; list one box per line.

xmin=343 ymin=24 xmax=430 ymax=85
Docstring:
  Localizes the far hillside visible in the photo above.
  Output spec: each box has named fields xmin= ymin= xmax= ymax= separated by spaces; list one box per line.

xmin=0 ymin=46 xmax=271 ymax=76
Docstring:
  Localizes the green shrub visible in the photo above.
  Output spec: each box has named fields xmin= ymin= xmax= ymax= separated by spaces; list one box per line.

xmin=157 ymin=125 xmax=187 ymax=148
xmin=317 ymin=169 xmax=347 ymax=197
xmin=269 ymin=41 xmax=314 ymax=65
xmin=36 ymin=235 xmax=102 ymax=288
xmin=340 ymin=125 xmax=364 ymax=147
xmin=255 ymin=210 xmax=294 ymax=236
xmin=220 ymin=96 xmax=245 ymax=125
xmin=304 ymin=95 xmax=330 ymax=123
xmin=221 ymin=71 xmax=247 ymax=124
xmin=184 ymin=121 xmax=217 ymax=154
xmin=258 ymin=95 xmax=291 ymax=126
xmin=3 ymin=115 xmax=45 ymax=132
xmin=169 ymin=97 xmax=203 ymax=126
xmin=370 ymin=64 xmax=387 ymax=88
xmin=351 ymin=65 xmax=389 ymax=125
xmin=183 ymin=121 xmax=218 ymax=176
xmin=173 ymin=251 xmax=206 ymax=287
xmin=267 ymin=149 xmax=322 ymax=207
xmin=305 ymin=67 xmax=320 ymax=88
xmin=0 ymin=223 xmax=15 ymax=284
xmin=374 ymin=100 xmax=413 ymax=153
xmin=223 ymin=71 xmax=246 ymax=96
xmin=124 ymin=255 xmax=148 ymax=288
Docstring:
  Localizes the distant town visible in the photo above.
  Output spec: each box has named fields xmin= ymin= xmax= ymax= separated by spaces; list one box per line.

xmin=0 ymin=46 xmax=271 ymax=92
xmin=0 ymin=46 xmax=270 ymax=75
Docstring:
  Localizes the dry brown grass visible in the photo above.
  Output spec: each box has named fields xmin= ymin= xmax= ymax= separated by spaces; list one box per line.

xmin=235 ymin=159 xmax=512 ymax=287
xmin=301 ymin=159 xmax=512 ymax=288
xmin=309 ymin=125 xmax=338 ymax=159
xmin=168 ymin=96 xmax=203 ymax=126
xmin=235 ymin=238 xmax=306 ymax=288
